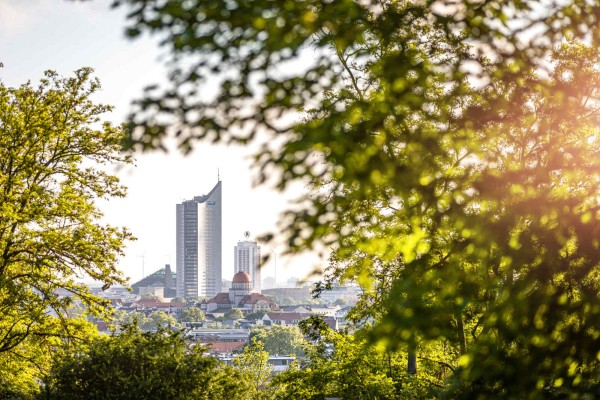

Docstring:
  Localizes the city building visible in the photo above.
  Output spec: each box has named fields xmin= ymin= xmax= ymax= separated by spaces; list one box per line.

xmin=176 ymin=181 xmax=222 ymax=299
xmin=220 ymin=354 xmax=296 ymax=371
xmin=262 ymin=286 xmax=312 ymax=303
xmin=186 ymin=328 xmax=249 ymax=344
xmin=258 ymin=312 xmax=339 ymax=330
xmin=317 ymin=283 xmax=361 ymax=305
xmin=200 ymin=271 xmax=278 ymax=314
xmin=131 ymin=264 xmax=177 ymax=298
xmin=262 ymin=276 xmax=276 ymax=290
xmin=286 ymin=277 xmax=300 ymax=287
xmin=129 ymin=298 xmax=186 ymax=316
xmin=234 ymin=236 xmax=261 ymax=292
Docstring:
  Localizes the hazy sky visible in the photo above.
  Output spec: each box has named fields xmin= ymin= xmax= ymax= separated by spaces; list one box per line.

xmin=0 ymin=0 xmax=321 ymax=284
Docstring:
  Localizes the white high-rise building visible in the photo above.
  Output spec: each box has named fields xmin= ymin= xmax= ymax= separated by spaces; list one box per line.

xmin=234 ymin=236 xmax=261 ymax=293
xmin=176 ymin=181 xmax=222 ymax=299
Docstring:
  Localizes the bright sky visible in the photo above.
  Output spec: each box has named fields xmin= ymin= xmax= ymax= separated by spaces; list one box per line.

xmin=0 ymin=0 xmax=322 ymax=285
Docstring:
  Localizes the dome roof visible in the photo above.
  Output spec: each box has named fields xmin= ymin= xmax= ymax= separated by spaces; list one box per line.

xmin=232 ymin=271 xmax=252 ymax=284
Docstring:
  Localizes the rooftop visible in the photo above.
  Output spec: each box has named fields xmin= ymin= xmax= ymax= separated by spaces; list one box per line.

xmin=232 ymin=271 xmax=251 ymax=284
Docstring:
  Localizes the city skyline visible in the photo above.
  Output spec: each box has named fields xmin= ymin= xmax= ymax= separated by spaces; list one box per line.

xmin=0 ymin=1 xmax=323 ymax=285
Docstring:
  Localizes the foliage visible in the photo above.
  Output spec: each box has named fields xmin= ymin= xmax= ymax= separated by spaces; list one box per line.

xmin=0 ymin=69 xmax=132 ymax=397
xmin=233 ymin=339 xmax=274 ymax=400
xmin=280 ymin=297 xmax=299 ymax=306
xmin=0 ymin=318 xmax=99 ymax=400
xmin=0 ymin=69 xmax=132 ymax=354
xmin=244 ymin=311 xmax=267 ymax=321
xmin=172 ymin=296 xmax=187 ymax=304
xmin=317 ymin=41 xmax=600 ymax=397
xmin=118 ymin=310 xmax=180 ymax=331
xmin=110 ymin=0 xmax=600 ymax=397
xmin=275 ymin=317 xmax=439 ymax=399
xmin=145 ymin=310 xmax=180 ymax=330
xmin=119 ymin=310 xmax=149 ymax=326
xmin=250 ymin=325 xmax=305 ymax=356
xmin=225 ymin=308 xmax=244 ymax=320
xmin=42 ymin=324 xmax=250 ymax=400
xmin=178 ymin=306 xmax=206 ymax=322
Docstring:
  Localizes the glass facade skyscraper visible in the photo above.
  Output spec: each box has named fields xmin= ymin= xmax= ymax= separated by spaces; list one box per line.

xmin=176 ymin=181 xmax=222 ymax=299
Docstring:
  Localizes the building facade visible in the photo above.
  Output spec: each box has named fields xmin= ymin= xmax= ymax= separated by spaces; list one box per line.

xmin=200 ymin=271 xmax=278 ymax=314
xmin=131 ymin=264 xmax=177 ymax=298
xmin=176 ymin=181 xmax=222 ymax=299
xmin=234 ymin=239 xmax=261 ymax=292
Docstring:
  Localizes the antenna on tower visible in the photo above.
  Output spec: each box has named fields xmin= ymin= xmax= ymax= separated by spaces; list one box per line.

xmin=217 ymin=168 xmax=220 ymax=182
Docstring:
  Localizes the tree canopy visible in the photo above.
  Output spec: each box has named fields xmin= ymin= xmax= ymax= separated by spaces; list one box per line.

xmin=100 ymin=0 xmax=600 ymax=396
xmin=250 ymin=325 xmax=305 ymax=356
xmin=178 ymin=306 xmax=206 ymax=323
xmin=0 ymin=318 xmax=100 ymax=400
xmin=43 ymin=325 xmax=249 ymax=400
xmin=0 ymin=68 xmax=133 ymax=395
xmin=275 ymin=317 xmax=431 ymax=399
xmin=225 ymin=308 xmax=245 ymax=320
xmin=233 ymin=338 xmax=274 ymax=399
xmin=120 ymin=310 xmax=181 ymax=331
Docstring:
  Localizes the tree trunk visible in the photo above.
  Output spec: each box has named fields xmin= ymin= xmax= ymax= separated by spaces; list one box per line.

xmin=407 ymin=341 xmax=417 ymax=375
xmin=456 ymin=308 xmax=466 ymax=355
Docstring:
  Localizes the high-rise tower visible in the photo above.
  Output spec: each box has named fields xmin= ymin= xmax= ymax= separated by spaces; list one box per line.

xmin=234 ymin=233 xmax=261 ymax=292
xmin=176 ymin=181 xmax=222 ymax=299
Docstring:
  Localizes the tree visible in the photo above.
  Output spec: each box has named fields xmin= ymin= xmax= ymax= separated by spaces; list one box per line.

xmin=0 ymin=318 xmax=100 ymax=400
xmin=224 ymin=308 xmax=244 ymax=320
xmin=43 ymin=324 xmax=250 ymax=400
xmin=233 ymin=338 xmax=274 ymax=400
xmin=274 ymin=317 xmax=428 ymax=399
xmin=120 ymin=311 xmax=150 ymax=327
xmin=172 ymin=296 xmax=187 ymax=304
xmin=280 ymin=297 xmax=298 ymax=306
xmin=143 ymin=311 xmax=180 ymax=331
xmin=117 ymin=310 xmax=180 ymax=331
xmin=250 ymin=325 xmax=305 ymax=357
xmin=178 ymin=306 xmax=205 ymax=323
xmin=436 ymin=43 xmax=600 ymax=398
xmin=0 ymin=69 xmax=132 ymax=394
xmin=109 ymin=0 xmax=600 ymax=396
xmin=244 ymin=311 xmax=267 ymax=321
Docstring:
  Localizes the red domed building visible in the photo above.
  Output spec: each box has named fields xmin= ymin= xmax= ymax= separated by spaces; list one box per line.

xmin=200 ymin=271 xmax=279 ymax=315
